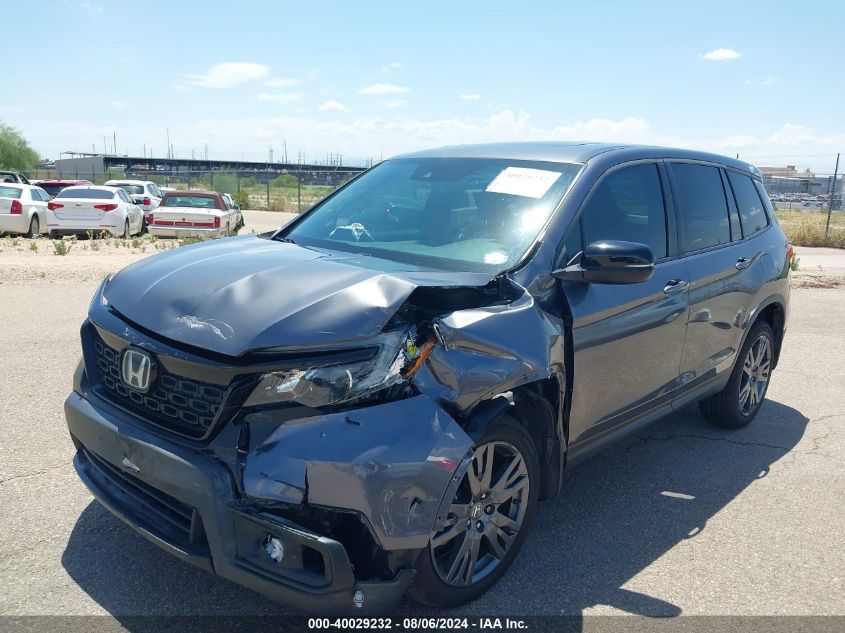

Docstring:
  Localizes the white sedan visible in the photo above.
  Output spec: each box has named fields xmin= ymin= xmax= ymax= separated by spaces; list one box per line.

xmin=104 ymin=179 xmax=163 ymax=222
xmin=46 ymin=185 xmax=144 ymax=238
xmin=0 ymin=183 xmax=51 ymax=237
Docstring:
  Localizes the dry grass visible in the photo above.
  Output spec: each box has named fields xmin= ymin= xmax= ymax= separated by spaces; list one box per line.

xmin=775 ymin=210 xmax=845 ymax=249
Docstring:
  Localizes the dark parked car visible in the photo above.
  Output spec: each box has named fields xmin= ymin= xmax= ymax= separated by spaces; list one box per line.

xmin=65 ymin=143 xmax=791 ymax=613
xmin=36 ymin=179 xmax=93 ymax=198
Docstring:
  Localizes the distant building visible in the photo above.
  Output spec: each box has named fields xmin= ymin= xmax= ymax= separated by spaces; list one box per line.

xmin=759 ymin=165 xmax=840 ymax=202
xmin=760 ymin=165 xmax=815 ymax=178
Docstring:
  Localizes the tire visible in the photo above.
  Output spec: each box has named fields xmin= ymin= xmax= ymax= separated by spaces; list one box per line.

xmin=25 ymin=215 xmax=39 ymax=238
xmin=122 ymin=221 xmax=130 ymax=239
xmin=699 ymin=320 xmax=774 ymax=428
xmin=409 ymin=414 xmax=539 ymax=608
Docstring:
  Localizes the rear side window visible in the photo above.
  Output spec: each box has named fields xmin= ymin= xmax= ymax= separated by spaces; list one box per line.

xmin=580 ymin=163 xmax=668 ymax=259
xmin=670 ymin=163 xmax=730 ymax=253
xmin=0 ymin=186 xmax=23 ymax=199
xmin=55 ymin=188 xmax=116 ymax=200
xmin=728 ymin=172 xmax=769 ymax=237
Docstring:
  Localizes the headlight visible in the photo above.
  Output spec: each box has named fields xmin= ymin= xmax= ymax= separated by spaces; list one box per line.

xmin=244 ymin=329 xmax=435 ymax=409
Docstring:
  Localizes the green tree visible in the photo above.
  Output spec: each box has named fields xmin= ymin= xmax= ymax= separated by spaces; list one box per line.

xmin=0 ymin=123 xmax=40 ymax=171
xmin=270 ymin=173 xmax=298 ymax=188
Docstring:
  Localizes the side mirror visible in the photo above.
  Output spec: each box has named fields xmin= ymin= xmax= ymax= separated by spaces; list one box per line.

xmin=553 ymin=240 xmax=655 ymax=284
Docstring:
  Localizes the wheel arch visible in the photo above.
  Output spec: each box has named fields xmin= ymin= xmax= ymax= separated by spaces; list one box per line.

xmin=745 ymin=294 xmax=787 ymax=369
xmin=461 ymin=373 xmax=566 ymax=500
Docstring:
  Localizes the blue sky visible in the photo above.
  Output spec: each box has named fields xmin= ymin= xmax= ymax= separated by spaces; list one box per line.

xmin=4 ymin=0 xmax=843 ymax=171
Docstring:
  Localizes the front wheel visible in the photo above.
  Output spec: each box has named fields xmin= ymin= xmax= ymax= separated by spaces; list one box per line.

xmin=700 ymin=320 xmax=774 ymax=428
xmin=121 ymin=220 xmax=130 ymax=239
xmin=409 ymin=414 xmax=539 ymax=607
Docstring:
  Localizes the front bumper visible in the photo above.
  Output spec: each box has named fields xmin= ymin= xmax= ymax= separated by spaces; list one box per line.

xmin=65 ymin=388 xmax=470 ymax=613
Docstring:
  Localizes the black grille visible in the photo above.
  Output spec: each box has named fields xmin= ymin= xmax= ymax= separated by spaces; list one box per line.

xmin=81 ymin=447 xmax=208 ymax=553
xmin=93 ymin=334 xmax=226 ymax=439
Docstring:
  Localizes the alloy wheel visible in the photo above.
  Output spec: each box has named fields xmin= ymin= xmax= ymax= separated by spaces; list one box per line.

xmin=430 ymin=441 xmax=530 ymax=587
xmin=739 ymin=334 xmax=771 ymax=416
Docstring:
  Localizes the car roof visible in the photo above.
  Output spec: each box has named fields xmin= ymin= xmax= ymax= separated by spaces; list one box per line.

xmin=393 ymin=141 xmax=757 ymax=173
xmin=39 ymin=179 xmax=92 ymax=185
xmin=104 ymin=179 xmax=154 ymax=185
xmin=60 ymin=185 xmax=123 ymax=193
xmin=162 ymin=190 xmax=219 ymax=197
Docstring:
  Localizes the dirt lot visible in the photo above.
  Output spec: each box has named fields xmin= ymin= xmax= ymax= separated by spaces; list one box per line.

xmin=0 ymin=216 xmax=843 ymax=618
xmin=0 ymin=210 xmax=296 ymax=284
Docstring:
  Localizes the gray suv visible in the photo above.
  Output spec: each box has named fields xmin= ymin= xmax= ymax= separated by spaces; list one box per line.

xmin=64 ymin=143 xmax=791 ymax=613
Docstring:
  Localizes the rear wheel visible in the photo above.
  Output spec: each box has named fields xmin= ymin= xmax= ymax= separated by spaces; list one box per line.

xmin=122 ymin=220 xmax=130 ymax=239
xmin=700 ymin=320 xmax=774 ymax=428
xmin=409 ymin=414 xmax=539 ymax=607
xmin=25 ymin=215 xmax=39 ymax=238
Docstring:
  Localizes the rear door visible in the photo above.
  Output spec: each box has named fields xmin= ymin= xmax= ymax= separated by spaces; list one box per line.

xmin=563 ymin=161 xmax=690 ymax=448
xmin=667 ymin=162 xmax=764 ymax=392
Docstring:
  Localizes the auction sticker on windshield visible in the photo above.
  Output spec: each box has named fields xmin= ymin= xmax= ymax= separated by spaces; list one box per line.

xmin=485 ymin=166 xmax=562 ymax=199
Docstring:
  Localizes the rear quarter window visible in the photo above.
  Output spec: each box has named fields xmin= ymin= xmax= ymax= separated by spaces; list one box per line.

xmin=670 ymin=163 xmax=731 ymax=253
xmin=727 ymin=172 xmax=769 ymax=237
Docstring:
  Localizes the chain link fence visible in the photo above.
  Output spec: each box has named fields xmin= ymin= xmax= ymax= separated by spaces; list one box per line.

xmin=24 ymin=168 xmax=364 ymax=212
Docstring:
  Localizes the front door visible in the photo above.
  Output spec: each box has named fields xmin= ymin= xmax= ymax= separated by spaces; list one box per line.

xmin=561 ymin=162 xmax=690 ymax=449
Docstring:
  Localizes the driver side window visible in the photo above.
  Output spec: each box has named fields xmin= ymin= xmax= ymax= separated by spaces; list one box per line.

xmin=580 ymin=163 xmax=668 ymax=259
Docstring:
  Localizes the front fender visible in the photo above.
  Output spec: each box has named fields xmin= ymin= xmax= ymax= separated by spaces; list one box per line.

xmin=241 ymin=395 xmax=473 ymax=551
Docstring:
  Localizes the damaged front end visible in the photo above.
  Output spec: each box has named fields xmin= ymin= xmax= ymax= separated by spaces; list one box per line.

xmin=68 ymin=251 xmax=566 ymax=613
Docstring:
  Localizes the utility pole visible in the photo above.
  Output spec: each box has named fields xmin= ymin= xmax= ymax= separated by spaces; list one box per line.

xmin=113 ymin=131 xmax=117 ymax=155
xmin=283 ymin=139 xmax=288 ymax=163
xmin=269 ymin=144 xmax=273 ymax=163
xmin=166 ymin=128 xmax=171 ymax=159
xmin=204 ymin=144 xmax=209 ymax=160
xmin=143 ymin=144 xmax=146 ymax=158
xmin=826 ymin=153 xmax=840 ymax=237
xmin=103 ymin=136 xmax=107 ymax=154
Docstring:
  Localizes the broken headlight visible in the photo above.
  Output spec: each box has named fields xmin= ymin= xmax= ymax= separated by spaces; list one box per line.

xmin=244 ymin=329 xmax=435 ymax=409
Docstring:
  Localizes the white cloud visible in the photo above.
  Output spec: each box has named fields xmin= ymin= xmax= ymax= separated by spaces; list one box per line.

xmin=381 ymin=61 xmax=402 ymax=72
xmin=745 ymin=75 xmax=779 ymax=86
xmin=184 ymin=63 xmax=270 ymax=88
xmin=358 ymin=83 xmax=409 ymax=95
xmin=257 ymin=93 xmax=302 ymax=103
xmin=699 ymin=48 xmax=742 ymax=61
xmin=319 ymin=99 xmax=349 ymax=112
xmin=111 ymin=100 xmax=127 ymax=109
xmin=384 ymin=99 xmax=407 ymax=109
xmin=459 ymin=94 xmax=481 ymax=101
xmin=264 ymin=77 xmax=300 ymax=88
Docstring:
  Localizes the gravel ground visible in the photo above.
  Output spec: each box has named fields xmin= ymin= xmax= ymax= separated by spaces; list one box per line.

xmin=0 ymin=210 xmax=296 ymax=284
xmin=0 ymin=225 xmax=842 ymax=620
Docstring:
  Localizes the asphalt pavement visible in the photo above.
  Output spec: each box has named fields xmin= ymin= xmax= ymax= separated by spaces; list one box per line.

xmin=0 ymin=248 xmax=842 ymax=620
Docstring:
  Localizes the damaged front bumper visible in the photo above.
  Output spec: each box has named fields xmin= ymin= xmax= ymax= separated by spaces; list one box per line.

xmin=64 ymin=389 xmax=473 ymax=613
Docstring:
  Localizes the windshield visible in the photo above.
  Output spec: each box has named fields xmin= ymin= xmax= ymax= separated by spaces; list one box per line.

xmin=284 ymin=158 xmax=581 ymax=272
xmin=39 ymin=184 xmax=70 ymax=197
xmin=110 ymin=183 xmax=144 ymax=195
xmin=161 ymin=195 xmax=218 ymax=208
xmin=55 ymin=188 xmax=115 ymax=200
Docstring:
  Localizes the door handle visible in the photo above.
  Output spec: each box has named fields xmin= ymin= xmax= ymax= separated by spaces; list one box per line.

xmin=663 ymin=279 xmax=689 ymax=295
xmin=735 ymin=257 xmax=752 ymax=270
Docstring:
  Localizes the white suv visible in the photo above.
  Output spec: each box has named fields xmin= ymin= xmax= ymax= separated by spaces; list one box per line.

xmin=104 ymin=180 xmax=163 ymax=226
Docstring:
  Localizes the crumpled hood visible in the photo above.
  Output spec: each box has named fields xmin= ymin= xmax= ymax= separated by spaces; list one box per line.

xmin=101 ymin=235 xmax=492 ymax=357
